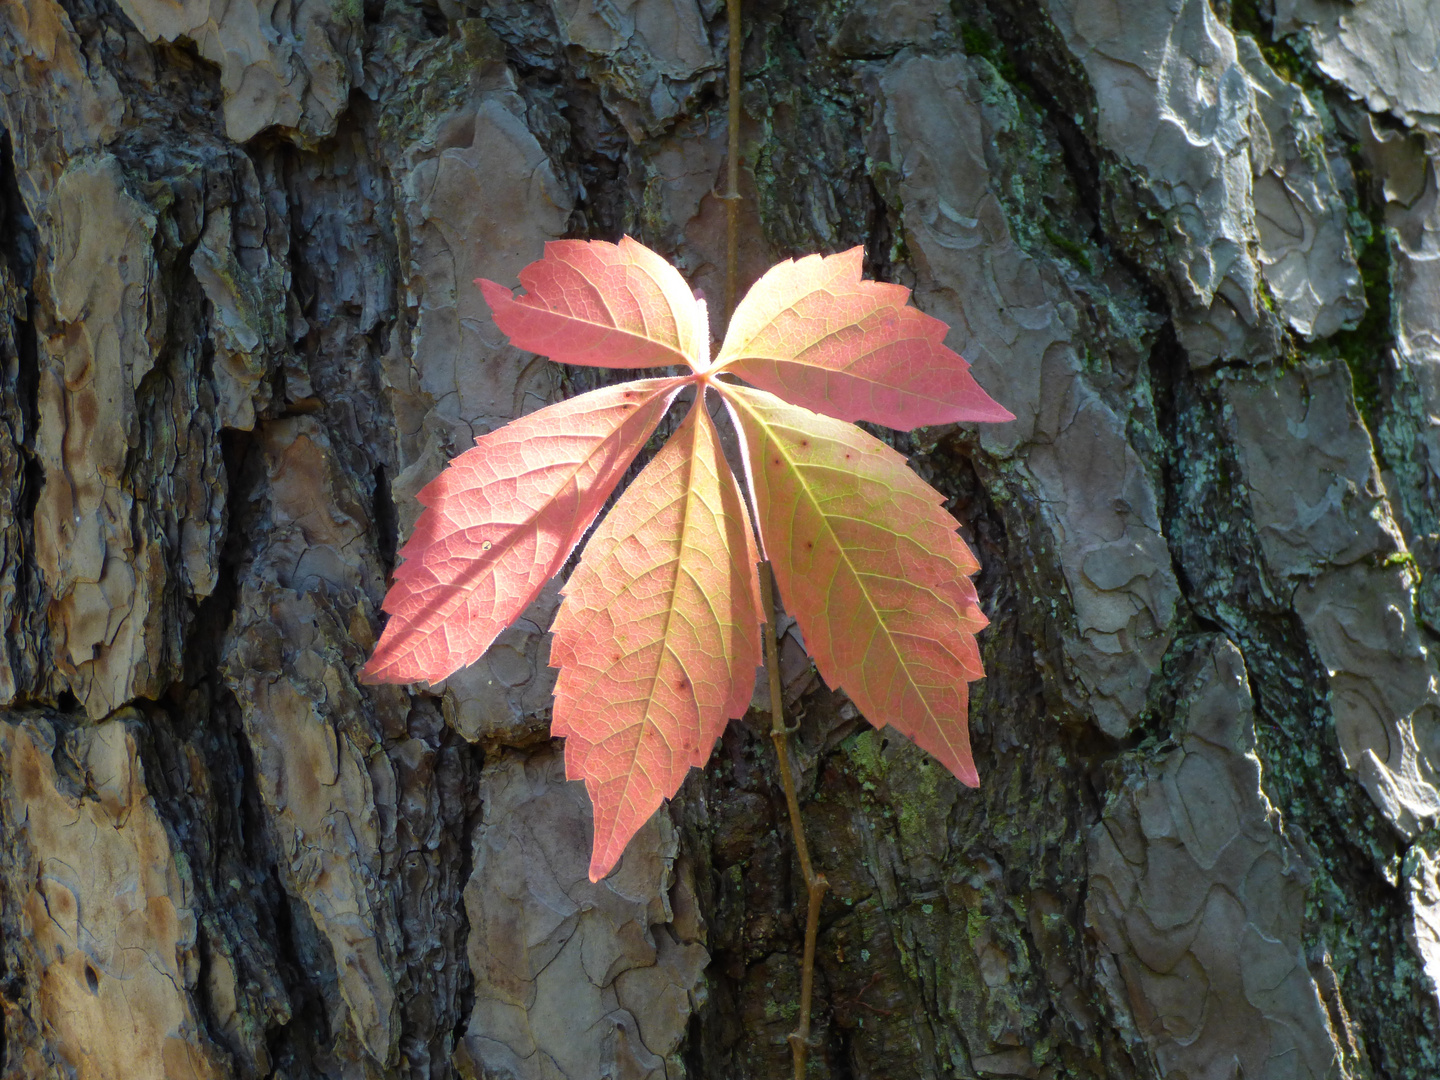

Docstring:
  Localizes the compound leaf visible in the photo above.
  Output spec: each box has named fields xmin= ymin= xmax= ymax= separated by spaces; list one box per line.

xmin=714 ymin=247 xmax=1014 ymax=430
xmin=369 ymin=237 xmax=1013 ymax=877
xmin=550 ymin=397 xmax=763 ymax=881
xmin=722 ymin=382 xmax=988 ymax=785
xmin=478 ymin=236 xmax=711 ymax=371
xmin=361 ymin=378 xmax=685 ymax=685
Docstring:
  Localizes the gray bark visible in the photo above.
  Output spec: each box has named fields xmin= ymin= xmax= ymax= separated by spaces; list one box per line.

xmin=0 ymin=0 xmax=1438 ymax=1077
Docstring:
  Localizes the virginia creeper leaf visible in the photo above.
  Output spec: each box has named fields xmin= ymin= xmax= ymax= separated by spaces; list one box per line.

xmin=714 ymin=247 xmax=1015 ymax=430
xmin=477 ymin=236 xmax=711 ymax=371
xmin=369 ymin=237 xmax=1012 ymax=876
xmin=360 ymin=378 xmax=685 ymax=685
xmin=722 ymin=382 xmax=989 ymax=786
xmin=550 ymin=397 xmax=763 ymax=881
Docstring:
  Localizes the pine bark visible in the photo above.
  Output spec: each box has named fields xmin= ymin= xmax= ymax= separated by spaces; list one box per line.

xmin=1 ymin=1 xmax=1439 ymax=1078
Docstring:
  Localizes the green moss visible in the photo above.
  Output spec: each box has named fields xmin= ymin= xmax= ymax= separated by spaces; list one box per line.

xmin=843 ymin=728 xmax=885 ymax=780
xmin=959 ymin=22 xmax=999 ymax=63
xmin=1328 ymin=210 xmax=1391 ymax=433
xmin=897 ymin=758 xmax=946 ymax=845
xmin=1227 ymin=0 xmax=1307 ymax=84
xmin=1041 ymin=222 xmax=1096 ymax=275
xmin=958 ymin=21 xmax=1023 ymax=90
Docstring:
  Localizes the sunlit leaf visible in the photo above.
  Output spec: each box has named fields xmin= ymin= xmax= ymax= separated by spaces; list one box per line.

xmin=478 ymin=236 xmax=710 ymax=371
xmin=550 ymin=397 xmax=763 ymax=880
xmin=361 ymin=378 xmax=685 ymax=684
xmin=714 ymin=247 xmax=1014 ymax=429
xmin=723 ymin=382 xmax=988 ymax=785
xmin=369 ymin=237 xmax=1010 ymax=874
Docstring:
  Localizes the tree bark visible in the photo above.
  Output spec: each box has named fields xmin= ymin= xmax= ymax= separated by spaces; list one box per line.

xmin=1 ymin=0 xmax=1439 ymax=1077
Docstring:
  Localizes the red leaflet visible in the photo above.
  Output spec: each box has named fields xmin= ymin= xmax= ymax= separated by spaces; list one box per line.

xmin=361 ymin=379 xmax=684 ymax=685
xmin=550 ymin=398 xmax=762 ymax=880
xmin=368 ymin=237 xmax=1012 ymax=878
xmin=713 ymin=248 xmax=1014 ymax=429
xmin=478 ymin=236 xmax=711 ymax=371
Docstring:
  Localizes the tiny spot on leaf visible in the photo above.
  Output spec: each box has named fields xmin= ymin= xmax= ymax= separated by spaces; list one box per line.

xmin=481 ymin=540 xmax=492 ymax=551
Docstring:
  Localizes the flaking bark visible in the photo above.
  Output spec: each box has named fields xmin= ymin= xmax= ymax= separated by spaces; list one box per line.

xmin=1 ymin=0 xmax=1439 ymax=1077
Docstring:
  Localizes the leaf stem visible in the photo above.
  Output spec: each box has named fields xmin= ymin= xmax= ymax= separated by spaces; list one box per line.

xmin=760 ymin=563 xmax=829 ymax=1080
xmin=727 ymin=7 xmax=825 ymax=1069
xmin=724 ymin=0 xmax=742 ymax=323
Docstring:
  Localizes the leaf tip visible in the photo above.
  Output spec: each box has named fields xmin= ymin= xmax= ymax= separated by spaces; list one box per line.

xmin=475 ymin=277 xmax=511 ymax=305
xmin=587 ymin=846 xmax=620 ymax=883
xmin=357 ymin=656 xmax=387 ymax=686
xmin=989 ymin=402 xmax=1018 ymax=423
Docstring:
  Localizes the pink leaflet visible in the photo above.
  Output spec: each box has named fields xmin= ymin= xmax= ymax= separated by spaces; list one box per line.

xmin=721 ymin=382 xmax=988 ymax=786
xmin=714 ymin=247 xmax=1015 ymax=430
xmin=360 ymin=378 xmax=686 ymax=685
xmin=550 ymin=397 xmax=763 ymax=880
xmin=478 ymin=236 xmax=711 ymax=371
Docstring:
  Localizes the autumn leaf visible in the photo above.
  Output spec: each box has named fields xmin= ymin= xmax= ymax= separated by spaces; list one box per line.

xmin=713 ymin=247 xmax=1015 ymax=429
xmin=478 ymin=236 xmax=711 ymax=371
xmin=724 ymin=383 xmax=988 ymax=785
xmin=550 ymin=397 xmax=762 ymax=880
xmin=367 ymin=236 xmax=1011 ymax=879
xmin=361 ymin=378 xmax=685 ymax=685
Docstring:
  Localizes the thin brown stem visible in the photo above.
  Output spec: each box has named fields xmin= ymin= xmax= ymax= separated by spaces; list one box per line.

xmin=726 ymin=7 xmax=823 ymax=1070
xmin=760 ymin=563 xmax=829 ymax=1080
xmin=724 ymin=0 xmax=742 ymax=323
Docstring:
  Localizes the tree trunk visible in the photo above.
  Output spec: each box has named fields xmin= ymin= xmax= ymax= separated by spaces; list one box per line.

xmin=2 ymin=0 xmax=1438 ymax=1077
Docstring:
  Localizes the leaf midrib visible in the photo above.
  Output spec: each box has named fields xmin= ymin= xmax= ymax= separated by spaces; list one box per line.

xmin=540 ymin=281 xmax=698 ymax=370
xmin=616 ymin=412 xmax=709 ymax=804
